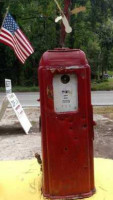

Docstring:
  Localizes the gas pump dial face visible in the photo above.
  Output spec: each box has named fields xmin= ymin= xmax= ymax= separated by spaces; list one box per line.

xmin=61 ymin=74 xmax=70 ymax=84
xmin=53 ymin=73 xmax=78 ymax=113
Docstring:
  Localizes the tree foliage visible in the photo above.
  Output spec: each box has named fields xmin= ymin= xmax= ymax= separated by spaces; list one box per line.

xmin=0 ymin=0 xmax=113 ymax=86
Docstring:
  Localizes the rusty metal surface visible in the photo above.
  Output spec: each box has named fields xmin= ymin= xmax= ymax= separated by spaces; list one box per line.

xmin=38 ymin=48 xmax=95 ymax=199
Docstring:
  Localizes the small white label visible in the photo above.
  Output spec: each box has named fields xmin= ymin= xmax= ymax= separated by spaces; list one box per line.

xmin=53 ymin=74 xmax=78 ymax=113
xmin=5 ymin=79 xmax=12 ymax=94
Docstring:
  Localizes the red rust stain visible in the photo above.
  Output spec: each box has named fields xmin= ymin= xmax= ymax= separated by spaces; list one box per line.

xmin=50 ymin=68 xmax=56 ymax=73
xmin=47 ymin=86 xmax=53 ymax=99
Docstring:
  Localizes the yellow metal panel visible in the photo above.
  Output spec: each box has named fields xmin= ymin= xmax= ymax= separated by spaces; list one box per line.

xmin=0 ymin=159 xmax=43 ymax=200
xmin=0 ymin=158 xmax=113 ymax=200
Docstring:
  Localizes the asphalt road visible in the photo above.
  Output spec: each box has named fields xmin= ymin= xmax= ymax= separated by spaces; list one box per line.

xmin=92 ymin=91 xmax=113 ymax=106
xmin=0 ymin=91 xmax=113 ymax=107
xmin=0 ymin=92 xmax=40 ymax=107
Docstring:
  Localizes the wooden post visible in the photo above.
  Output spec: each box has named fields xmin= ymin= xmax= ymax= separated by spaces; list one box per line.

xmin=60 ymin=0 xmax=71 ymax=47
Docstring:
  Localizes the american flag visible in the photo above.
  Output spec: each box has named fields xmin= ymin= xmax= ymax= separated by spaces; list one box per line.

xmin=0 ymin=13 xmax=34 ymax=64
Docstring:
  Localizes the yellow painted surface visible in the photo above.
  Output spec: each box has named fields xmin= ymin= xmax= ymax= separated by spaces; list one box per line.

xmin=0 ymin=158 xmax=113 ymax=200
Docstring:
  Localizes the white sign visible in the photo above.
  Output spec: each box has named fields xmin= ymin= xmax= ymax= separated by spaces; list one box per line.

xmin=6 ymin=93 xmax=32 ymax=134
xmin=0 ymin=96 xmax=9 ymax=121
xmin=0 ymin=79 xmax=32 ymax=134
xmin=53 ymin=74 xmax=78 ymax=113
xmin=5 ymin=79 xmax=12 ymax=94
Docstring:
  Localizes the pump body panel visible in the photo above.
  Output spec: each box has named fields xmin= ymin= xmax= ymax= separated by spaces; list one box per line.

xmin=38 ymin=49 xmax=95 ymax=199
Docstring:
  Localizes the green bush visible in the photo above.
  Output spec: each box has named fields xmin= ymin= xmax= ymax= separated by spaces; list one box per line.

xmin=0 ymin=86 xmax=39 ymax=92
xmin=91 ymin=78 xmax=113 ymax=91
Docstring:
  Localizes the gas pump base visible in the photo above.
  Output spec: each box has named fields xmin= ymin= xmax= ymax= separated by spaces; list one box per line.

xmin=43 ymin=189 xmax=96 ymax=199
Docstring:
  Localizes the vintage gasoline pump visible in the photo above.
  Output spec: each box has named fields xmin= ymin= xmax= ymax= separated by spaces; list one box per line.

xmin=38 ymin=0 xmax=96 ymax=199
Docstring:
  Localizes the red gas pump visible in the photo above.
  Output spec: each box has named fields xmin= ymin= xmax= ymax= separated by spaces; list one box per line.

xmin=38 ymin=48 xmax=95 ymax=199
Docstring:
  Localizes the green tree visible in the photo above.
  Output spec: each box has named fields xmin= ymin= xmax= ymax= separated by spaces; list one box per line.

xmin=1 ymin=0 xmax=113 ymax=86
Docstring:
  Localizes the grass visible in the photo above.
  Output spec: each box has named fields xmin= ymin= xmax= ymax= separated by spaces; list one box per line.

xmin=0 ymin=86 xmax=39 ymax=92
xmin=0 ymin=78 xmax=113 ymax=92
xmin=91 ymin=78 xmax=113 ymax=91
xmin=93 ymin=106 xmax=113 ymax=120
xmin=93 ymin=106 xmax=113 ymax=114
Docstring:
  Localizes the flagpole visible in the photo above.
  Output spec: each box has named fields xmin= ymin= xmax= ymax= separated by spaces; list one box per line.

xmin=0 ymin=6 xmax=9 ymax=32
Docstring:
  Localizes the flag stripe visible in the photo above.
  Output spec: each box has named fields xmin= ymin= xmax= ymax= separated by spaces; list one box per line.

xmin=14 ymin=48 xmax=25 ymax=64
xmin=16 ymin=31 xmax=33 ymax=54
xmin=1 ymin=27 xmax=13 ymax=37
xmin=0 ymin=30 xmax=14 ymax=44
xmin=2 ymin=28 xmax=26 ymax=62
xmin=13 ymin=41 xmax=25 ymax=64
xmin=0 ymin=36 xmax=14 ymax=49
xmin=13 ymin=36 xmax=26 ymax=60
xmin=13 ymin=38 xmax=26 ymax=63
xmin=0 ymin=32 xmax=13 ymax=43
xmin=18 ymin=30 xmax=34 ymax=52
xmin=0 ymin=35 xmax=25 ymax=64
xmin=15 ymin=33 xmax=32 ymax=56
xmin=0 ymin=28 xmax=26 ymax=63
xmin=13 ymin=45 xmax=25 ymax=64
xmin=0 ymin=28 xmax=14 ymax=48
xmin=13 ymin=36 xmax=26 ymax=62
xmin=16 ymin=31 xmax=34 ymax=54
xmin=15 ymin=35 xmax=31 ymax=57
xmin=0 ymin=27 xmax=14 ymax=39
xmin=18 ymin=29 xmax=34 ymax=52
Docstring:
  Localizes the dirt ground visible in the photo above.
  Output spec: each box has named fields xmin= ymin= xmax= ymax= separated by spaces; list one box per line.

xmin=0 ymin=107 xmax=41 ymax=160
xmin=0 ymin=106 xmax=113 ymax=160
xmin=94 ymin=106 xmax=113 ymax=159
